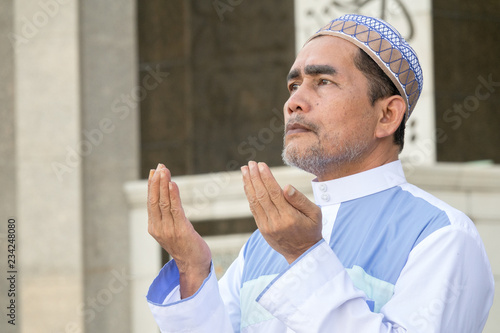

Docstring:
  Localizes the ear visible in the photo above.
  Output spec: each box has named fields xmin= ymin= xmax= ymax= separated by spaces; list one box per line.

xmin=374 ymin=95 xmax=406 ymax=139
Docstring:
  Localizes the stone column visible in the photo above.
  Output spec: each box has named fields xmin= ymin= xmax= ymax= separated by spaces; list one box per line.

xmin=14 ymin=0 xmax=83 ymax=332
xmin=10 ymin=0 xmax=139 ymax=332
xmin=79 ymin=1 xmax=139 ymax=332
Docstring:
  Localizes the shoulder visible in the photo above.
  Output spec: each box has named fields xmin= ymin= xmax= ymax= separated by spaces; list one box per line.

xmin=398 ymin=182 xmax=492 ymax=270
xmin=398 ymin=182 xmax=477 ymax=234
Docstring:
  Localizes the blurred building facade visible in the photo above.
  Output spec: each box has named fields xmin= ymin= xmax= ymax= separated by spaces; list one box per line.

xmin=0 ymin=0 xmax=499 ymax=332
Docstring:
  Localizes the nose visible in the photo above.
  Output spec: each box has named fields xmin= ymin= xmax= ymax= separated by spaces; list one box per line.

xmin=285 ymin=85 xmax=311 ymax=116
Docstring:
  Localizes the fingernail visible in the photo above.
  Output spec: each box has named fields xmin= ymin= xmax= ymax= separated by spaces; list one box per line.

xmin=258 ymin=162 xmax=265 ymax=172
xmin=149 ymin=169 xmax=155 ymax=179
xmin=156 ymin=163 xmax=162 ymax=170
xmin=160 ymin=169 xmax=165 ymax=179
xmin=168 ymin=181 xmax=174 ymax=190
xmin=287 ymin=185 xmax=295 ymax=196
xmin=241 ymin=166 xmax=248 ymax=176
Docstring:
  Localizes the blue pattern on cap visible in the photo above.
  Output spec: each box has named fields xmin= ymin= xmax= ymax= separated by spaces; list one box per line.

xmin=309 ymin=14 xmax=424 ymax=119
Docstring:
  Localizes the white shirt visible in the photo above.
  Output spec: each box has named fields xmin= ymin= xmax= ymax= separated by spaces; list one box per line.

xmin=147 ymin=161 xmax=494 ymax=332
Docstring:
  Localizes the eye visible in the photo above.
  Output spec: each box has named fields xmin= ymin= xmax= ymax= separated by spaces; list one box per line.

xmin=288 ymin=82 xmax=300 ymax=92
xmin=319 ymin=79 xmax=332 ymax=85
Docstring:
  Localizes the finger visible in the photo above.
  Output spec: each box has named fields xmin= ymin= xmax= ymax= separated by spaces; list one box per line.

xmin=158 ymin=168 xmax=173 ymax=220
xmin=247 ymin=161 xmax=269 ymax=201
xmin=283 ymin=184 xmax=321 ymax=221
xmin=148 ymin=168 xmax=155 ymax=182
xmin=168 ymin=181 xmax=189 ymax=227
xmin=241 ymin=165 xmax=267 ymax=224
xmin=147 ymin=168 xmax=155 ymax=213
xmin=148 ymin=164 xmax=163 ymax=226
xmin=162 ymin=166 xmax=171 ymax=182
xmin=257 ymin=162 xmax=287 ymax=206
xmin=247 ymin=161 xmax=280 ymax=217
xmin=148 ymin=164 xmax=169 ymax=210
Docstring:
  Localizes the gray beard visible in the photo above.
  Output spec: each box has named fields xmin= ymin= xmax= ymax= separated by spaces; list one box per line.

xmin=281 ymin=135 xmax=366 ymax=177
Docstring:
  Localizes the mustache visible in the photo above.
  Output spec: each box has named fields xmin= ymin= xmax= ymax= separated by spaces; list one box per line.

xmin=285 ymin=115 xmax=319 ymax=133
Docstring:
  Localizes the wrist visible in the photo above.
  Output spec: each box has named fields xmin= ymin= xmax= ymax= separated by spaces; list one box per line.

xmin=284 ymin=238 xmax=322 ymax=264
xmin=177 ymin=261 xmax=211 ymax=299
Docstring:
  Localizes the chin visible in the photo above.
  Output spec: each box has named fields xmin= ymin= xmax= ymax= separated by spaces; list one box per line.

xmin=284 ymin=135 xmax=313 ymax=149
xmin=282 ymin=143 xmax=310 ymax=164
xmin=283 ymin=141 xmax=302 ymax=157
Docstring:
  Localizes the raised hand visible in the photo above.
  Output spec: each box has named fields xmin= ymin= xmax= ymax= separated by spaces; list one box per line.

xmin=147 ymin=164 xmax=211 ymax=299
xmin=241 ymin=161 xmax=322 ymax=264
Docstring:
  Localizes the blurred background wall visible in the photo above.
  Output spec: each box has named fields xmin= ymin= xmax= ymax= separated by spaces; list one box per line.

xmin=0 ymin=0 xmax=498 ymax=332
xmin=433 ymin=0 xmax=500 ymax=163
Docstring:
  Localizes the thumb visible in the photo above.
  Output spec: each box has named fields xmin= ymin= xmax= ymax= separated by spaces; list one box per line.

xmin=283 ymin=184 xmax=320 ymax=220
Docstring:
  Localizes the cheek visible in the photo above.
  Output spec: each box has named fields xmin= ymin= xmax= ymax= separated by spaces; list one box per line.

xmin=315 ymin=90 xmax=376 ymax=144
xmin=319 ymin=113 xmax=362 ymax=144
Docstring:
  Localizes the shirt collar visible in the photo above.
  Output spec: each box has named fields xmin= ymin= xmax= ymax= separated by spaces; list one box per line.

xmin=311 ymin=160 xmax=407 ymax=206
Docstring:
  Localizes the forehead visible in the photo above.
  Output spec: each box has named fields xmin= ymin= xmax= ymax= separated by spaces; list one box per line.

xmin=289 ymin=36 xmax=359 ymax=77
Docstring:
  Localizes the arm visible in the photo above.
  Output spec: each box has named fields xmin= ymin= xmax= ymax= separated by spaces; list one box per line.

xmin=241 ymin=162 xmax=494 ymax=332
xmin=147 ymin=261 xmax=234 ymax=333
xmin=146 ymin=164 xmax=238 ymax=332
xmin=257 ymin=226 xmax=493 ymax=332
xmin=146 ymin=257 xmax=242 ymax=333
xmin=147 ymin=164 xmax=211 ymax=298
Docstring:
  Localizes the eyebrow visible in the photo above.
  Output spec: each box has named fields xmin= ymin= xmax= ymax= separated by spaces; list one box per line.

xmin=286 ymin=64 xmax=337 ymax=81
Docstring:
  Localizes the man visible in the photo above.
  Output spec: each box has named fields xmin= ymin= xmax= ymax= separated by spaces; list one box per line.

xmin=146 ymin=14 xmax=494 ymax=332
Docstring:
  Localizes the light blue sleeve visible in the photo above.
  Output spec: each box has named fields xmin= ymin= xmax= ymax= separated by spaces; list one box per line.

xmin=146 ymin=245 xmax=247 ymax=333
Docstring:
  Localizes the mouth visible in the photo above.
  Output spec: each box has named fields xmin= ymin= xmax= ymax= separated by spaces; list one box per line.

xmin=285 ymin=122 xmax=314 ymax=136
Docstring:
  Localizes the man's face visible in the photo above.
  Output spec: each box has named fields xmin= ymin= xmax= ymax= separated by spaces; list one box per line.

xmin=282 ymin=36 xmax=380 ymax=180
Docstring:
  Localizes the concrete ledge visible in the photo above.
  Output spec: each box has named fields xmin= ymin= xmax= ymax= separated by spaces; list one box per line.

xmin=405 ymin=162 xmax=500 ymax=191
